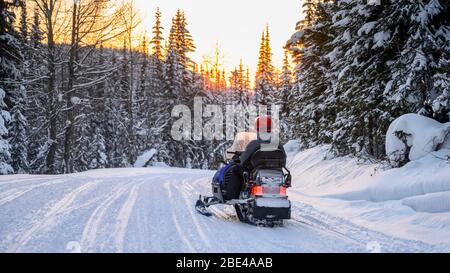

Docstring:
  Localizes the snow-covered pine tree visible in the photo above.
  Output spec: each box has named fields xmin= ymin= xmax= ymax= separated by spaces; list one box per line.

xmin=329 ymin=0 xmax=449 ymax=158
xmin=85 ymin=45 xmax=109 ymax=171
xmin=286 ymin=0 xmax=332 ymax=148
xmin=7 ymin=0 xmax=29 ymax=173
xmin=161 ymin=14 xmax=183 ymax=167
xmin=30 ymin=6 xmax=41 ymax=47
xmin=255 ymin=29 xmax=266 ymax=103
xmin=1 ymin=0 xmax=24 ymax=175
xmin=19 ymin=0 xmax=26 ymax=43
xmin=386 ymin=0 xmax=449 ymax=123
xmin=237 ymin=59 xmax=248 ymax=105
xmin=302 ymin=0 xmax=316 ymax=28
xmin=103 ymin=49 xmax=122 ymax=168
xmin=87 ymin=127 xmax=107 ymax=170
xmin=228 ymin=59 xmax=247 ymax=104
xmin=151 ymin=7 xmax=165 ymax=63
xmin=287 ymin=0 xmax=448 ymax=160
xmin=26 ymin=6 xmax=49 ymax=173
xmin=165 ymin=14 xmax=182 ymax=101
xmin=279 ymin=50 xmax=292 ymax=116
xmin=327 ymin=1 xmax=384 ymax=157
xmin=10 ymin=84 xmax=28 ymax=173
xmin=162 ymin=9 xmax=201 ymax=167
xmin=145 ymin=8 xmax=166 ymax=155
xmin=430 ymin=1 xmax=449 ymax=122
xmin=229 ymin=67 xmax=240 ymax=94
xmin=148 ymin=7 xmax=165 ymax=131
xmin=137 ymin=35 xmax=149 ymax=110
xmin=255 ymin=26 xmax=276 ymax=105
xmin=432 ymin=59 xmax=450 ymax=122
xmin=277 ymin=50 xmax=293 ymax=142
xmin=165 ymin=10 xmax=197 ymax=101
xmin=135 ymin=35 xmax=150 ymax=155
xmin=179 ymin=11 xmax=197 ymax=99
xmin=0 ymin=86 xmax=12 ymax=174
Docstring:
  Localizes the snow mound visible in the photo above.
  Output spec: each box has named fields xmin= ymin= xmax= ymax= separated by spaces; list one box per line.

xmin=134 ymin=149 xmax=157 ymax=167
xmin=287 ymin=144 xmax=450 ymax=246
xmin=403 ymin=192 xmax=450 ymax=213
xmin=328 ymin=148 xmax=450 ymax=203
xmin=283 ymin=140 xmax=301 ymax=157
xmin=287 ymin=145 xmax=374 ymax=195
xmin=385 ymin=113 xmax=450 ymax=166
xmin=152 ymin=161 xmax=169 ymax=168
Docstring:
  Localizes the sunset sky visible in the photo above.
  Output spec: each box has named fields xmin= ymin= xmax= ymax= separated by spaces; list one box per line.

xmin=134 ymin=0 xmax=302 ymax=76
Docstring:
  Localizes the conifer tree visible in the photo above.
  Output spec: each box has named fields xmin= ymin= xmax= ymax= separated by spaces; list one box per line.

xmin=0 ymin=0 xmax=21 ymax=174
xmin=286 ymin=0 xmax=449 ymax=160
xmin=279 ymin=50 xmax=292 ymax=117
xmin=255 ymin=26 xmax=276 ymax=105
xmin=150 ymin=7 xmax=165 ymax=94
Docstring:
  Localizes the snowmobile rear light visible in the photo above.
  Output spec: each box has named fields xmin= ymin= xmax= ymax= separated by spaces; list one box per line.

xmin=251 ymin=186 xmax=264 ymax=196
xmin=279 ymin=186 xmax=287 ymax=196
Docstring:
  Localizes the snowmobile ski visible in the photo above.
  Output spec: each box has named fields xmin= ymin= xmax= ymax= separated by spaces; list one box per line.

xmin=195 ymin=197 xmax=213 ymax=216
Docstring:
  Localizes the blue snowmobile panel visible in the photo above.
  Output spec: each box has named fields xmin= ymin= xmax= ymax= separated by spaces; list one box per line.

xmin=213 ymin=162 xmax=235 ymax=185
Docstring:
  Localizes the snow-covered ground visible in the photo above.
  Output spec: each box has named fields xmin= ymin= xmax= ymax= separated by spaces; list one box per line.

xmin=287 ymin=145 xmax=450 ymax=251
xmin=0 ymin=144 xmax=449 ymax=252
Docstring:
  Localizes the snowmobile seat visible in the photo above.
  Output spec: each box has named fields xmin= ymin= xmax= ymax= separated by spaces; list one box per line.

xmin=249 ymin=149 xmax=286 ymax=170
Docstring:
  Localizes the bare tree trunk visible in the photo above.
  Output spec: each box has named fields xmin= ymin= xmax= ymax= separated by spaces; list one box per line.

xmin=39 ymin=0 xmax=58 ymax=174
xmin=63 ymin=0 xmax=78 ymax=173
xmin=127 ymin=30 xmax=135 ymax=165
xmin=124 ymin=2 xmax=139 ymax=165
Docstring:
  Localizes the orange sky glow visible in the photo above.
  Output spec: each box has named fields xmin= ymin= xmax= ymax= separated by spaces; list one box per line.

xmin=134 ymin=0 xmax=303 ymax=81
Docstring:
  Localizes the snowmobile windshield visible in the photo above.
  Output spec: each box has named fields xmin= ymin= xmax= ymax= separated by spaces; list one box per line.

xmin=226 ymin=132 xmax=257 ymax=160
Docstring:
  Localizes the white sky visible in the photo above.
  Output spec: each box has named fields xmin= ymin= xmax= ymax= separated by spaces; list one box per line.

xmin=134 ymin=0 xmax=302 ymax=77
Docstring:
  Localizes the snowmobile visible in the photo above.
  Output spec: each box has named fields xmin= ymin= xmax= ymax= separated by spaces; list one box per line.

xmin=195 ymin=131 xmax=292 ymax=227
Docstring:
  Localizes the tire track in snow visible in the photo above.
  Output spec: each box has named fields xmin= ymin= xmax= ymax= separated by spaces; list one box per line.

xmin=0 ymin=179 xmax=66 ymax=206
xmin=174 ymin=179 xmax=213 ymax=249
xmin=182 ymin=176 xmax=237 ymax=221
xmin=7 ymin=182 xmax=97 ymax=252
xmin=0 ymin=176 xmax=58 ymax=185
xmin=116 ymin=174 xmax=174 ymax=252
xmin=113 ymin=183 xmax=141 ymax=252
xmin=80 ymin=182 xmax=133 ymax=252
xmin=164 ymin=181 xmax=195 ymax=252
xmin=290 ymin=202 xmax=442 ymax=252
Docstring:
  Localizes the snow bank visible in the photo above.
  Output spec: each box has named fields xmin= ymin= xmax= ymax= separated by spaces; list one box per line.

xmin=152 ymin=161 xmax=168 ymax=168
xmin=403 ymin=192 xmax=450 ymax=213
xmin=133 ymin=149 xmax=157 ymax=168
xmin=329 ymin=149 xmax=450 ymax=202
xmin=385 ymin=113 xmax=450 ymax=166
xmin=287 ymin=143 xmax=450 ymax=204
xmin=287 ymin=144 xmax=450 ymax=247
xmin=287 ymin=145 xmax=376 ymax=196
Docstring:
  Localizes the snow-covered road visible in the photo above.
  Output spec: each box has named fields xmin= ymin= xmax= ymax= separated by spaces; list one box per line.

xmin=0 ymin=167 xmax=442 ymax=253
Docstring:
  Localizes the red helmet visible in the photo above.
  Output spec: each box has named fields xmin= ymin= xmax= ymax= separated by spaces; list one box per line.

xmin=255 ymin=116 xmax=272 ymax=133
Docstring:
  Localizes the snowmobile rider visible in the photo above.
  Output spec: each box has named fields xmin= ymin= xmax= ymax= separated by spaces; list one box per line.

xmin=239 ymin=116 xmax=287 ymax=172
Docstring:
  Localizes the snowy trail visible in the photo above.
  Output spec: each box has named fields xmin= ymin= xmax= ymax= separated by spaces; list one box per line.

xmin=0 ymin=167 xmax=441 ymax=253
